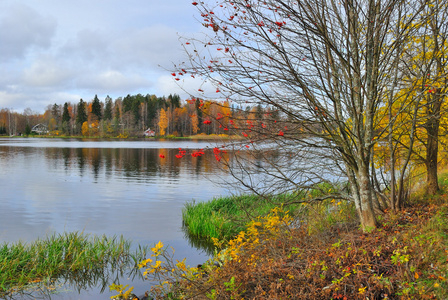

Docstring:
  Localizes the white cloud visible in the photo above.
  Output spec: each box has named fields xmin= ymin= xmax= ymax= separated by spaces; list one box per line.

xmin=0 ymin=91 xmax=24 ymax=108
xmin=23 ymin=56 xmax=74 ymax=87
xmin=157 ymin=75 xmax=221 ymax=100
xmin=78 ymin=70 xmax=151 ymax=93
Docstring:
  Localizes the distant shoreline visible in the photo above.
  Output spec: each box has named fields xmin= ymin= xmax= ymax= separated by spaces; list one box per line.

xmin=1 ymin=133 xmax=243 ymax=140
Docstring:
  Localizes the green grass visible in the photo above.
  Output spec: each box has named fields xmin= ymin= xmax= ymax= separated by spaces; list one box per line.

xmin=0 ymin=232 xmax=148 ymax=298
xmin=182 ymin=194 xmax=305 ymax=244
xmin=182 ymin=182 xmax=353 ymax=246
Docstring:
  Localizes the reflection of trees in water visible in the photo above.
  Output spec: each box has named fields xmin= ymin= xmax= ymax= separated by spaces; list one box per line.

xmin=42 ymin=147 xmax=231 ymax=182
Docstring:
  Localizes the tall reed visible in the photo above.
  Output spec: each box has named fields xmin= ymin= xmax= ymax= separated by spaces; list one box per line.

xmin=0 ymin=232 xmax=147 ymax=298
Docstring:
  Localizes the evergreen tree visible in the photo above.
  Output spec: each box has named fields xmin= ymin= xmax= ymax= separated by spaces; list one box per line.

xmin=104 ymin=96 xmax=113 ymax=120
xmin=51 ymin=103 xmax=61 ymax=126
xmin=76 ymin=99 xmax=88 ymax=128
xmin=114 ymin=104 xmax=121 ymax=120
xmin=62 ymin=103 xmax=71 ymax=123
xmin=61 ymin=103 xmax=71 ymax=135
xmin=25 ymin=124 xmax=31 ymax=135
xmin=92 ymin=95 xmax=102 ymax=121
xmin=168 ymin=94 xmax=181 ymax=108
xmin=146 ymin=94 xmax=158 ymax=126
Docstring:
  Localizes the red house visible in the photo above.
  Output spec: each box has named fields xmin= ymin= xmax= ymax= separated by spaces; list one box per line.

xmin=144 ymin=128 xmax=155 ymax=137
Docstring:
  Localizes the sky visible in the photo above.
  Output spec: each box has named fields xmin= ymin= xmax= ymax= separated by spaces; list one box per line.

xmin=0 ymin=0 xmax=207 ymax=113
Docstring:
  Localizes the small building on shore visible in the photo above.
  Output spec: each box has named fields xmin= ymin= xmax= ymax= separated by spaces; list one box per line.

xmin=31 ymin=123 xmax=49 ymax=135
xmin=144 ymin=128 xmax=155 ymax=137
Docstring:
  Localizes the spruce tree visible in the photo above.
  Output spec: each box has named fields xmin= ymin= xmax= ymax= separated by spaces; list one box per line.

xmin=92 ymin=95 xmax=102 ymax=121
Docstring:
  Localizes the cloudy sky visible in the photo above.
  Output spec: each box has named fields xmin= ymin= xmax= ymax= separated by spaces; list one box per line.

xmin=0 ymin=0 xmax=206 ymax=113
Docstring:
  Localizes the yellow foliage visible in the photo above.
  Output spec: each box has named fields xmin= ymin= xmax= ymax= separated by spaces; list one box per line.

xmin=81 ymin=121 xmax=89 ymax=136
xmin=151 ymin=241 xmax=164 ymax=256
xmin=222 ymin=207 xmax=292 ymax=262
xmin=109 ymin=284 xmax=134 ymax=299
xmin=191 ymin=114 xmax=199 ymax=134
xmin=158 ymin=108 xmax=168 ymax=136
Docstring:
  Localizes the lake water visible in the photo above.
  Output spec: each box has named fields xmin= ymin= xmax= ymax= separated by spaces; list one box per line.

xmin=0 ymin=138 xmax=232 ymax=299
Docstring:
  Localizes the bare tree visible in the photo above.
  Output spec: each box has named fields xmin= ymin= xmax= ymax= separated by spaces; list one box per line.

xmin=177 ymin=0 xmax=427 ymax=231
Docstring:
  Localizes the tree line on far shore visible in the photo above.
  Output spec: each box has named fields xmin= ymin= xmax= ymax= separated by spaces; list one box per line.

xmin=0 ymin=93 xmax=280 ymax=137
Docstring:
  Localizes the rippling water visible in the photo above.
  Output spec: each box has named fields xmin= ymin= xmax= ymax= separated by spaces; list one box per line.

xmin=0 ymin=138 xmax=231 ymax=299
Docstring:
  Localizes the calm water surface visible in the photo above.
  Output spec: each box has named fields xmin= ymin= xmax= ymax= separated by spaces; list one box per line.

xmin=0 ymin=138 xmax=232 ymax=299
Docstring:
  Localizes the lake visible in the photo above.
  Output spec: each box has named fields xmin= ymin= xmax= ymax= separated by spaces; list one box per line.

xmin=0 ymin=138 xmax=232 ymax=299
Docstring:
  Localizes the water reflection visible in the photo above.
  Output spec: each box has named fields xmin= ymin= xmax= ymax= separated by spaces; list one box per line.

xmin=41 ymin=147 xmax=217 ymax=183
xmin=0 ymin=139 xmax=230 ymax=299
xmin=2 ymin=241 xmax=147 ymax=300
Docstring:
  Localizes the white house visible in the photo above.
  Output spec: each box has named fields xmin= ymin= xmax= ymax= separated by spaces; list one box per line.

xmin=31 ymin=123 xmax=49 ymax=135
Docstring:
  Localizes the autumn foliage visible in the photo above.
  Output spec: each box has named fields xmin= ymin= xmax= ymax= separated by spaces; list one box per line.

xmin=135 ymin=202 xmax=448 ymax=299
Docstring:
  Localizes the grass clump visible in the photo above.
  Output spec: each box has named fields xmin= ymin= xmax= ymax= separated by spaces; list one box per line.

xmin=0 ymin=232 xmax=147 ymax=298
xmin=182 ymin=194 xmax=302 ymax=244
xmin=183 ymin=186 xmax=357 ymax=246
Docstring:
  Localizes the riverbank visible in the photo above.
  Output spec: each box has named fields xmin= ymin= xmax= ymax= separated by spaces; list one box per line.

xmin=140 ymin=189 xmax=448 ymax=299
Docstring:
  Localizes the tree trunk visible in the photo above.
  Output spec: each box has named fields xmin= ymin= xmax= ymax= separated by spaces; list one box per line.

xmin=357 ymin=165 xmax=378 ymax=230
xmin=425 ymin=97 xmax=441 ymax=195
xmin=348 ymin=163 xmax=378 ymax=231
xmin=426 ymin=133 xmax=439 ymax=194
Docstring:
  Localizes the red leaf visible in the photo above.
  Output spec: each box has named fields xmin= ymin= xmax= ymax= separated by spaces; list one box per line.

xmin=278 ymin=130 xmax=284 ymax=136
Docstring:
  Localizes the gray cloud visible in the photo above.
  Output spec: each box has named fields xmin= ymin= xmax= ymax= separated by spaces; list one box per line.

xmin=76 ymin=70 xmax=151 ymax=94
xmin=112 ymin=25 xmax=183 ymax=69
xmin=0 ymin=0 xmax=201 ymax=113
xmin=61 ymin=29 xmax=110 ymax=63
xmin=0 ymin=3 xmax=56 ymax=61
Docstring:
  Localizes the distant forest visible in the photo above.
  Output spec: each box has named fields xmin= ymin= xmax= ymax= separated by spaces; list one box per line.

xmin=0 ymin=94 xmax=280 ymax=137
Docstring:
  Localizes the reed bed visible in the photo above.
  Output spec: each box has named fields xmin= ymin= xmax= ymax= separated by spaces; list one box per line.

xmin=0 ymin=232 xmax=147 ymax=298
